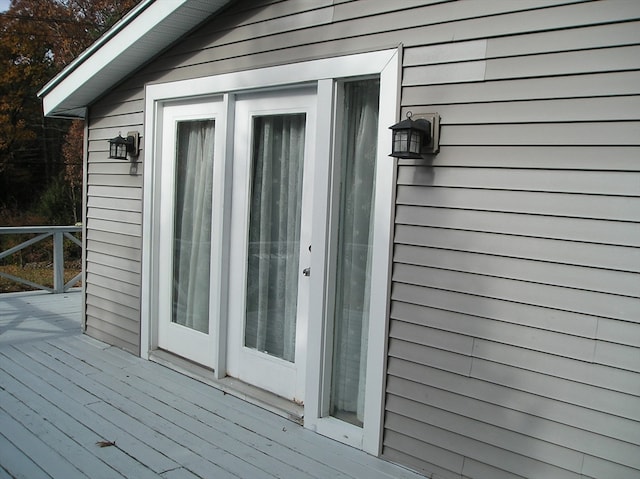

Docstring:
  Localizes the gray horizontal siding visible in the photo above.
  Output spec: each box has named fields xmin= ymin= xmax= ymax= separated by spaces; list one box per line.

xmin=392 ymin=282 xmax=597 ymax=340
xmin=86 ymin=39 xmax=144 ymax=354
xmin=397 ymin=167 xmax=639 ymax=196
xmin=395 ymin=225 xmax=640 ymax=273
xmin=86 ymin=262 xmax=140 ymax=288
xmin=402 ymin=145 xmax=640 ymax=169
xmin=395 ymin=244 xmax=638 ymax=305
xmin=406 ymin=95 xmax=640 ymax=123
xmin=84 ymin=92 xmax=143 ymax=352
xmin=86 ymin=282 xmax=140 ymax=313
xmin=85 ymin=312 xmax=139 ymax=354
xmin=85 ymin=270 xmax=141 ymax=298
xmin=86 ymin=251 xmax=140 ymax=279
xmin=86 ymin=218 xmax=140 ymax=238
xmin=437 ymin=122 xmax=640 ymax=145
xmin=403 ymin=45 xmax=640 ymax=85
xmin=120 ymin=0 xmax=622 ymax=89
xmin=87 ymin=196 xmax=142 ymax=213
xmin=403 ymin=70 xmax=640 ymax=105
xmin=81 ymin=0 xmax=640 ymax=477
xmin=86 ymin=228 xmax=142 ymax=250
xmin=87 ymin=185 xmax=142 ymax=200
xmin=382 ymin=0 xmax=640 ymax=477
xmin=396 ymin=206 xmax=639 ymax=248
xmin=387 ymin=357 xmax=640 ymax=447
xmin=396 ymin=186 xmax=640 ymax=221
xmin=87 ymin=240 xmax=141 ymax=262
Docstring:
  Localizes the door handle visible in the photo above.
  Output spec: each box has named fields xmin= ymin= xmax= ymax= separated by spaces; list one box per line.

xmin=302 ymin=267 xmax=310 ymax=277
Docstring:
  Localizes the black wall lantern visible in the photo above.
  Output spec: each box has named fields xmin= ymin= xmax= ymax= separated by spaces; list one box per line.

xmin=389 ymin=112 xmax=440 ymax=158
xmin=109 ymin=131 xmax=139 ymax=160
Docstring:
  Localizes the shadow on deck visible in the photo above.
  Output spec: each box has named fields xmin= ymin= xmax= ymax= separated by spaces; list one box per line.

xmin=0 ymin=291 xmax=424 ymax=479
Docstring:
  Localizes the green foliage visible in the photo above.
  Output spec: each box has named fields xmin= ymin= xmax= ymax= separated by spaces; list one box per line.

xmin=0 ymin=0 xmax=139 ymax=292
xmin=37 ymin=173 xmax=79 ymax=225
xmin=0 ymin=0 xmax=141 ymax=225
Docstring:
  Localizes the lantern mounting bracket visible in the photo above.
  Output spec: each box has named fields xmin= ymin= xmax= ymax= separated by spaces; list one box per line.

xmin=411 ymin=112 xmax=440 ymax=155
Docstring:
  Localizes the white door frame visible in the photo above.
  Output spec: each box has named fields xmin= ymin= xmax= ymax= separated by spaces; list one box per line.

xmin=141 ymin=48 xmax=400 ymax=454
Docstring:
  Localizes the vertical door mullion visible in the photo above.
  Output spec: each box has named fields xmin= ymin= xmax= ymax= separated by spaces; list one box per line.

xmin=211 ymin=93 xmax=234 ymax=379
xmin=305 ymin=79 xmax=336 ymax=422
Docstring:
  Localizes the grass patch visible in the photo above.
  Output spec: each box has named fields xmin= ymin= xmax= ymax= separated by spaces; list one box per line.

xmin=0 ymin=262 xmax=82 ymax=293
xmin=1 ymin=227 xmax=82 ymax=293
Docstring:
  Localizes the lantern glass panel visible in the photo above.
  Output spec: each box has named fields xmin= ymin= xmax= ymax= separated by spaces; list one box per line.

xmin=393 ymin=130 xmax=409 ymax=154
xmin=117 ymin=143 xmax=127 ymax=159
xmin=109 ymin=135 xmax=130 ymax=159
xmin=409 ymin=130 xmax=422 ymax=155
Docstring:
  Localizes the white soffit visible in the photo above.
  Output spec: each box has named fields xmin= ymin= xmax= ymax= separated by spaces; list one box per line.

xmin=38 ymin=0 xmax=232 ymax=118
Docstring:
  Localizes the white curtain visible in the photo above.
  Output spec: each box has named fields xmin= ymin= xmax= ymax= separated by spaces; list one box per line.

xmin=172 ymin=120 xmax=215 ymax=333
xmin=245 ymin=114 xmax=306 ymax=362
xmin=330 ymin=80 xmax=380 ymax=426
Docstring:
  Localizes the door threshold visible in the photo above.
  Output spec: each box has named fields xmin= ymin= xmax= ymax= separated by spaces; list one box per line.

xmin=149 ymin=349 xmax=304 ymax=424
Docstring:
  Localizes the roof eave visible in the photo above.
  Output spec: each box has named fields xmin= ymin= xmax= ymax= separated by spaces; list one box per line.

xmin=39 ymin=0 xmax=232 ymax=118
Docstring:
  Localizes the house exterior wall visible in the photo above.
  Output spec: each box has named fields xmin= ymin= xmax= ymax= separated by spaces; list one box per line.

xmin=85 ymin=90 xmax=145 ymax=354
xmin=84 ymin=0 xmax=640 ymax=477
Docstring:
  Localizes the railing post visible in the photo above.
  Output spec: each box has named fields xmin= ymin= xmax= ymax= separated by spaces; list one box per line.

xmin=53 ymin=231 xmax=64 ymax=293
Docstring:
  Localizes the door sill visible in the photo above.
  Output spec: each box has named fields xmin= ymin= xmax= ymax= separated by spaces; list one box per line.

xmin=149 ymin=349 xmax=304 ymax=424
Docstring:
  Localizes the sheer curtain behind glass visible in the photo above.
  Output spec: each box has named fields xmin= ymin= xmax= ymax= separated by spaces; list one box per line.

xmin=172 ymin=120 xmax=215 ymax=333
xmin=330 ymin=79 xmax=380 ymax=426
xmin=245 ymin=114 xmax=306 ymax=362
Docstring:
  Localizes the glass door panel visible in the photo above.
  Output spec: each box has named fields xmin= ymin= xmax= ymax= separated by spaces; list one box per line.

xmin=329 ymin=79 xmax=380 ymax=426
xmin=245 ymin=114 xmax=306 ymax=362
xmin=172 ymin=120 xmax=215 ymax=333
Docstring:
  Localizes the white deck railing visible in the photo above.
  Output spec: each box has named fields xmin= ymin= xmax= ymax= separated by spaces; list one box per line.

xmin=0 ymin=226 xmax=82 ymax=293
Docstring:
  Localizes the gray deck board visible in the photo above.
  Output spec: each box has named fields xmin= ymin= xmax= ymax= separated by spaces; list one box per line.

xmin=0 ymin=355 xmax=167 ymax=478
xmin=0 ymin=390 xmax=123 ymax=479
xmin=0 ymin=430 xmax=50 ymax=479
xmin=0 ymin=291 xmax=425 ymax=479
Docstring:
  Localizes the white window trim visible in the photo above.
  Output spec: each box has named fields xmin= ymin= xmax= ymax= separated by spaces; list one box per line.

xmin=141 ymin=48 xmax=400 ymax=455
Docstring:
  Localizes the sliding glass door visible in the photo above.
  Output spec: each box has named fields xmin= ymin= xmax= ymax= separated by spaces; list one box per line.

xmin=144 ymin=49 xmax=399 ymax=454
xmin=157 ymin=100 xmax=224 ymax=368
xmin=226 ymin=89 xmax=316 ymax=403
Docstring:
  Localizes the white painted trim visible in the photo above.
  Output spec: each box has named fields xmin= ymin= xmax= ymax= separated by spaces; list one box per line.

xmin=144 ymin=49 xmax=398 ymax=102
xmin=142 ymin=48 xmax=399 ymax=454
xmin=213 ymin=93 xmax=235 ymax=379
xmin=140 ymin=92 xmax=158 ymax=360
xmin=304 ymin=78 xmax=335 ymax=422
xmin=363 ymin=48 xmax=400 ymax=455
xmin=81 ymin=117 xmax=89 ymax=331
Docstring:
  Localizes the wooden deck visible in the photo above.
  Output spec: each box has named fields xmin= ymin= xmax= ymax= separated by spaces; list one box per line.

xmin=0 ymin=291 xmax=425 ymax=479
